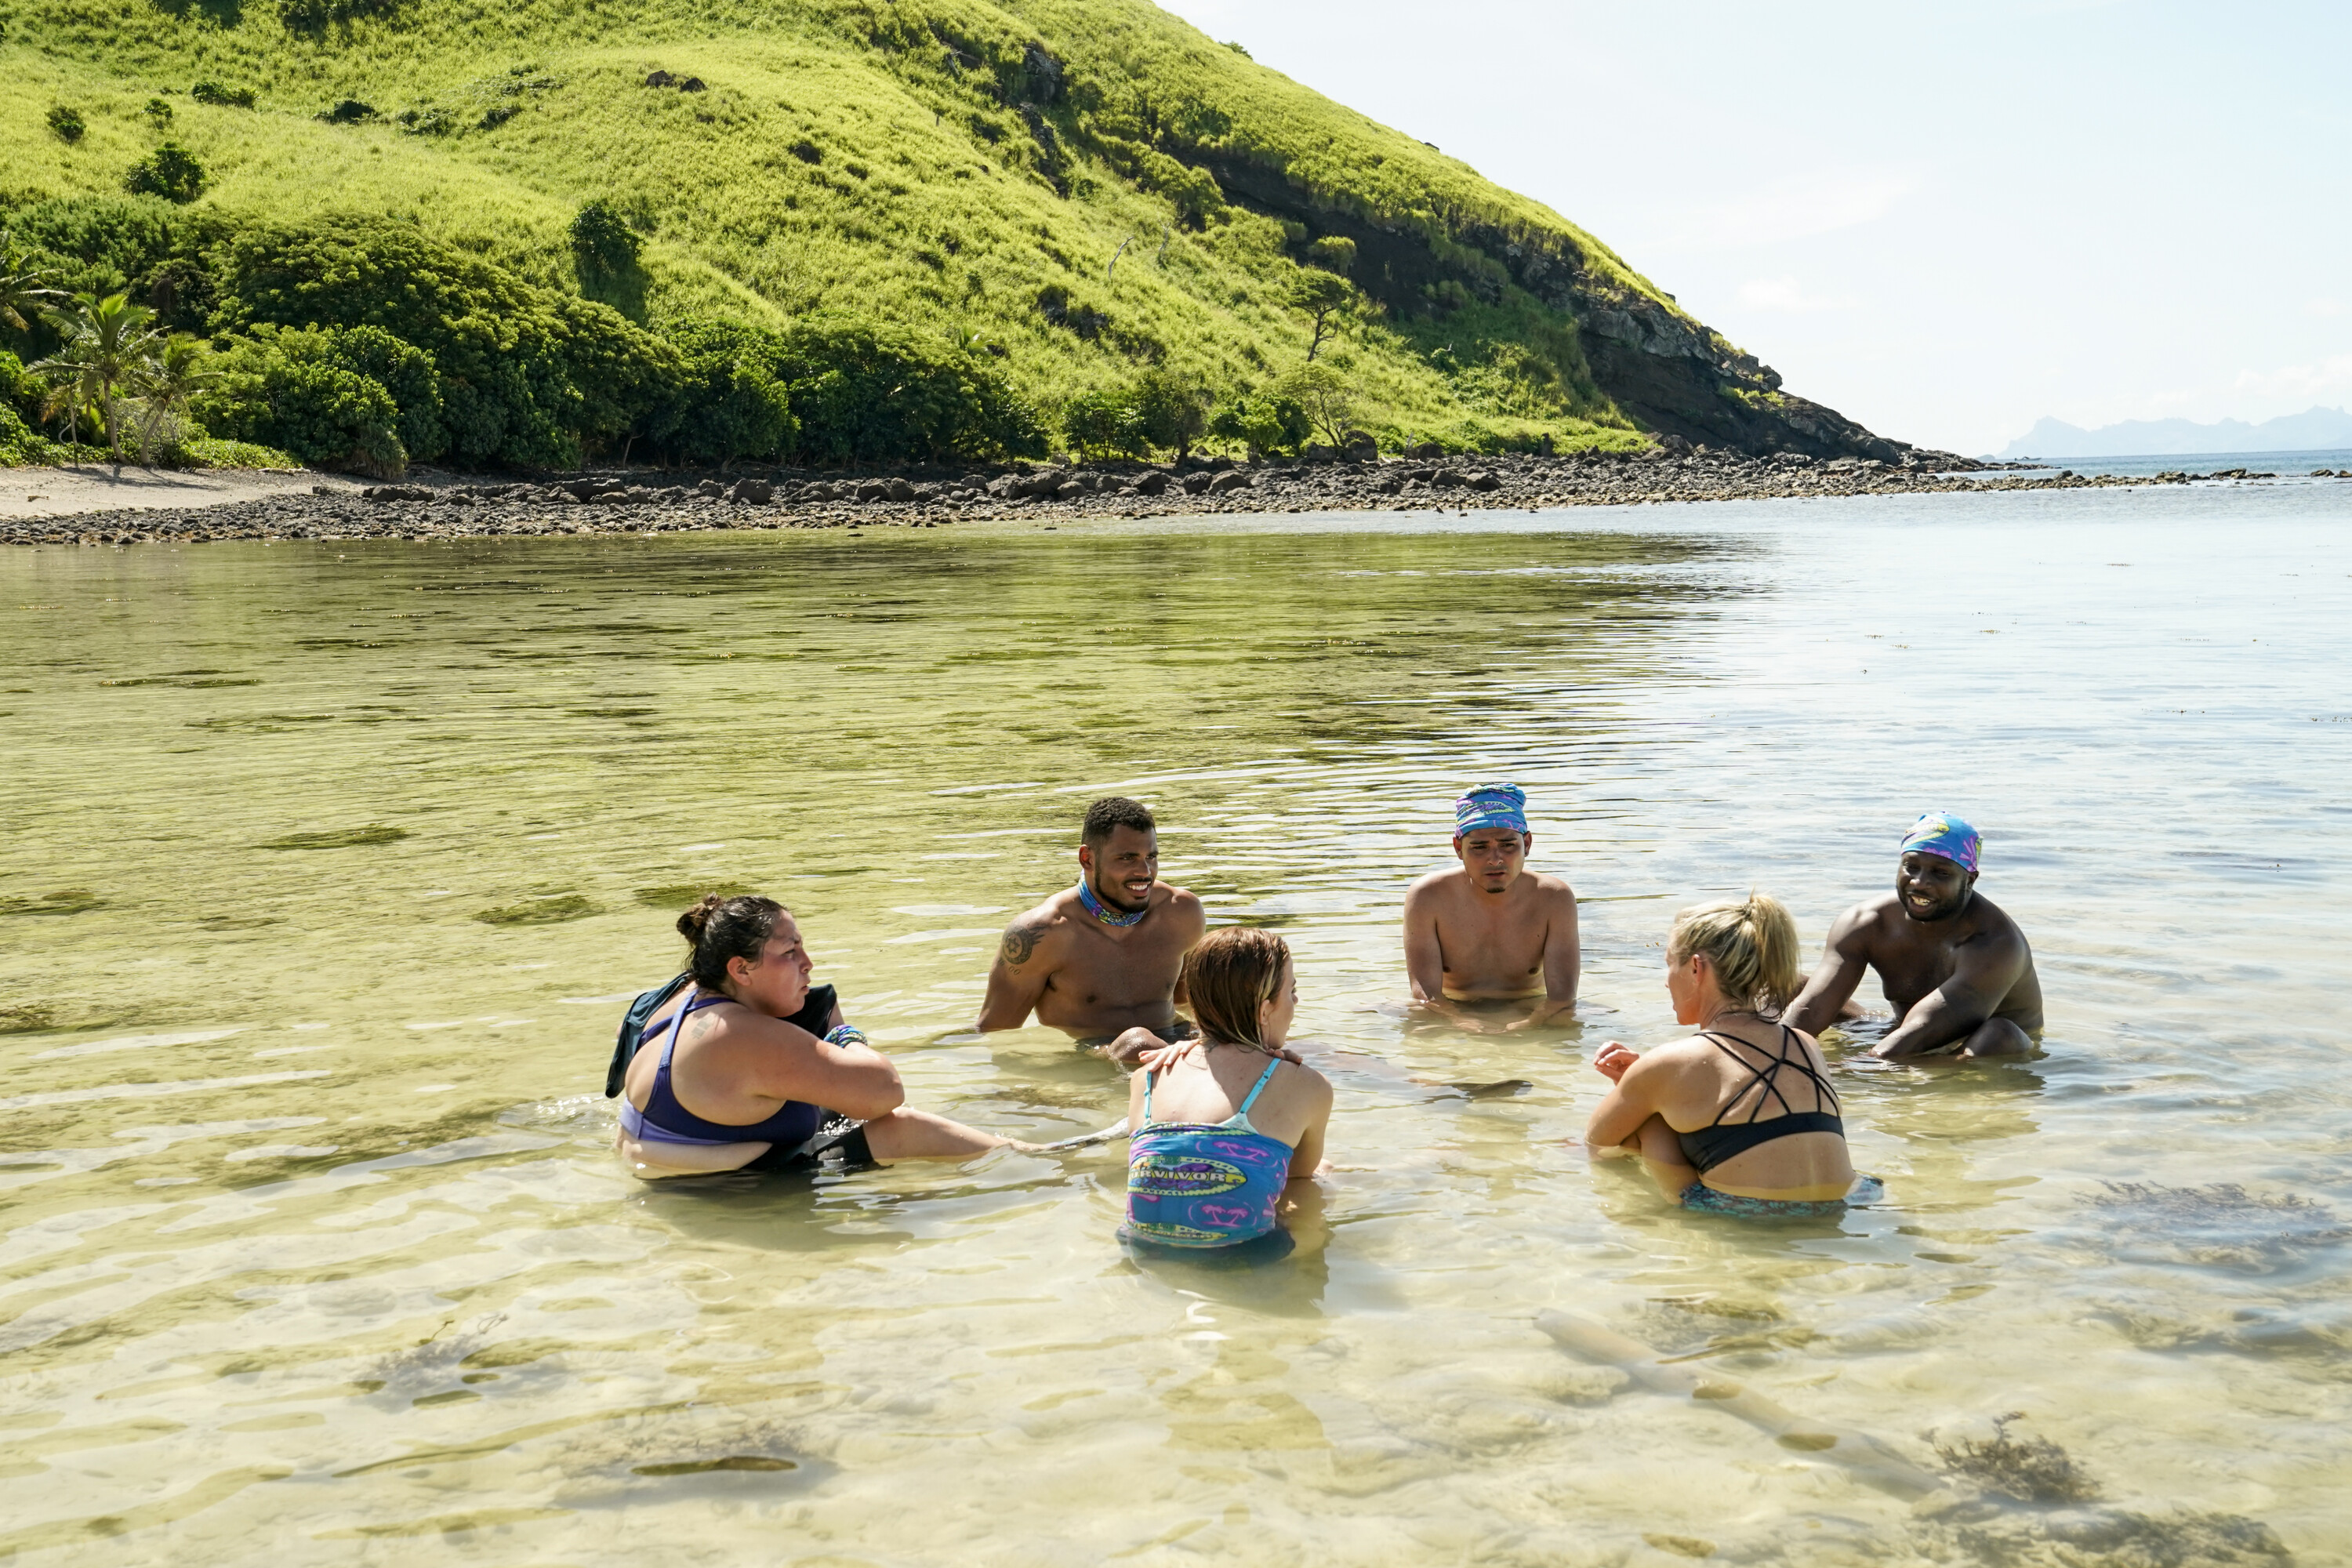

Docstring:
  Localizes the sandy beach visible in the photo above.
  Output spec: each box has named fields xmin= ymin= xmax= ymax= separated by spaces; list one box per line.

xmin=0 ymin=464 xmax=372 ymax=523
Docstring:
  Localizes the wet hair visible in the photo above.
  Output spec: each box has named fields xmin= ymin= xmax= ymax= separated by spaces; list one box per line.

xmin=1183 ymin=927 xmax=1291 ymax=1050
xmin=1082 ymin=796 xmax=1156 ymax=848
xmin=1668 ymin=891 xmax=1801 ymax=1014
xmin=677 ymin=894 xmax=787 ymax=990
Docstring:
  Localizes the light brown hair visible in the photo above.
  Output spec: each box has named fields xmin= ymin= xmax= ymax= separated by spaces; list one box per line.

xmin=1668 ymin=891 xmax=1801 ymax=1014
xmin=1182 ymin=927 xmax=1291 ymax=1049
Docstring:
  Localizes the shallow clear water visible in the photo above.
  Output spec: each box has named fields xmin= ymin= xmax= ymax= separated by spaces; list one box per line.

xmin=4 ymin=484 xmax=2348 ymax=1565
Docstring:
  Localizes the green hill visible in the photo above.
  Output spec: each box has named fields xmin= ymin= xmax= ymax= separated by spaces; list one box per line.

xmin=1 ymin=0 xmax=1907 ymax=467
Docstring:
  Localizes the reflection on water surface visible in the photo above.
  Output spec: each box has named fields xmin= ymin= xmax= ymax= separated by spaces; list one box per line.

xmin=4 ymin=486 xmax=2348 ymax=1563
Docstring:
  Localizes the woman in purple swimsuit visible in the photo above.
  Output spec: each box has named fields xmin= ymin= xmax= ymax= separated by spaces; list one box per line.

xmin=616 ymin=895 xmax=1017 ymax=1178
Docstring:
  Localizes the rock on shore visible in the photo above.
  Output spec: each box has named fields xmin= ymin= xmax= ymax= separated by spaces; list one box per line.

xmin=2 ymin=450 xmax=2325 ymax=547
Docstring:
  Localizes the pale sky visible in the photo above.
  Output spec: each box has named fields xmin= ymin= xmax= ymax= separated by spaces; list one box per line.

xmin=1156 ymin=0 xmax=2351 ymax=455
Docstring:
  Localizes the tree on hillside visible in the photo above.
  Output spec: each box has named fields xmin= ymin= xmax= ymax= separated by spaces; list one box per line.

xmin=1306 ymin=235 xmax=1357 ymax=274
xmin=123 ymin=143 xmax=208 ymax=205
xmin=1274 ymin=361 xmax=1356 ymax=447
xmin=1288 ymin=270 xmax=1355 ymax=364
xmin=570 ymin=200 xmax=646 ymax=318
xmin=571 ymin=201 xmax=642 ymax=273
xmin=31 ymin=292 xmax=166 ymax=459
xmin=1129 ymin=365 xmax=1209 ymax=459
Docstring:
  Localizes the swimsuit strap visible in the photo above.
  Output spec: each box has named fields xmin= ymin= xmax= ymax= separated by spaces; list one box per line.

xmin=1138 ymin=1052 xmax=1280 ymax=1131
xmin=1775 ymin=1023 xmax=1842 ymax=1115
xmin=655 ymin=985 xmax=733 ymax=1071
xmin=1699 ymin=1028 xmax=1826 ymax=1127
xmin=1233 ymin=1054 xmax=1283 ymax=1117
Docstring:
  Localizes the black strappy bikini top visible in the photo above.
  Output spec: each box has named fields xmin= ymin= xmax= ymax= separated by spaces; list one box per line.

xmin=1675 ymin=1024 xmax=1846 ymax=1174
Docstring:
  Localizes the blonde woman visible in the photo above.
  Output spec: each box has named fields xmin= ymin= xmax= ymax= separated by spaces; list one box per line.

xmin=1123 ymin=927 xmax=1333 ymax=1253
xmin=1585 ymin=894 xmax=1859 ymax=1217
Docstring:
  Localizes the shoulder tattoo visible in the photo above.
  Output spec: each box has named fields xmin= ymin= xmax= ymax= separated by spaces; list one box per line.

xmin=1000 ymin=916 xmax=1049 ymax=967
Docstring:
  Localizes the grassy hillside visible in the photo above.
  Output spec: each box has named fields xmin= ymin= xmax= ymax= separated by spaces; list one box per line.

xmin=1 ymin=0 xmax=1903 ymax=463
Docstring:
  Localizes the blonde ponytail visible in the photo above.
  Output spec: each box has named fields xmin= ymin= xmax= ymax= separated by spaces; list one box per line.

xmin=1669 ymin=891 xmax=1802 ymax=1014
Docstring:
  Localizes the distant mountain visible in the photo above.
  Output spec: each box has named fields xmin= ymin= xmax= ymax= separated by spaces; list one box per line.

xmin=1996 ymin=407 xmax=2352 ymax=459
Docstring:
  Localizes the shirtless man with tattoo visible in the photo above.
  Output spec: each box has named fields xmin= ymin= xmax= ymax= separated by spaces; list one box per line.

xmin=1402 ymin=782 xmax=1581 ymax=1032
xmin=976 ymin=797 xmax=1208 ymax=1065
xmin=1781 ymin=812 xmax=2044 ymax=1059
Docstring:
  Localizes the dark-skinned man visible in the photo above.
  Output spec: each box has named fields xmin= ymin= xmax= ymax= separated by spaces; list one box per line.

xmin=977 ymin=797 xmax=1207 ymax=1065
xmin=1782 ymin=812 xmax=2044 ymax=1059
xmin=1402 ymin=783 xmax=1581 ymax=1033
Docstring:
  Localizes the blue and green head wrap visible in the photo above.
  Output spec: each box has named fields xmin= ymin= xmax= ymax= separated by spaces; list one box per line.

xmin=1454 ymin=783 xmax=1530 ymax=838
xmin=1900 ymin=811 xmax=1981 ymax=874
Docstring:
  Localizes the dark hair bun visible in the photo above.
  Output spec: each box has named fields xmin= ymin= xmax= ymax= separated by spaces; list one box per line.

xmin=677 ymin=893 xmax=724 ymax=942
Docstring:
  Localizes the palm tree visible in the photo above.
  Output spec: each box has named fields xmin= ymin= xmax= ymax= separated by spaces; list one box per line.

xmin=0 ymin=230 xmax=64 ymax=336
xmin=136 ymin=334 xmax=222 ymax=462
xmin=31 ymin=292 xmax=166 ymax=462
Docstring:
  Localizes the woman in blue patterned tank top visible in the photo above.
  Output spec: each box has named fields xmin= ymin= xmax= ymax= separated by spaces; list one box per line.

xmin=1123 ymin=928 xmax=1334 ymax=1250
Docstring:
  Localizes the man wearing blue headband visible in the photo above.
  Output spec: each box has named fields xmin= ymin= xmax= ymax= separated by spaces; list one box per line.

xmin=1402 ymin=783 xmax=1581 ymax=1032
xmin=978 ymin=796 xmax=1209 ymax=1064
xmin=1782 ymin=812 xmax=2043 ymax=1058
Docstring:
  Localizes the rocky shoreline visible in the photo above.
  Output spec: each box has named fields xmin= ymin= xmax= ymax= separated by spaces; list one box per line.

xmin=5 ymin=449 xmax=2338 ymax=546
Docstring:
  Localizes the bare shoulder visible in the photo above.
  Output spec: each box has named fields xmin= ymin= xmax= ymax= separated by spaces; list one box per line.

xmin=1403 ymin=867 xmax=1467 ymax=906
xmin=1963 ymin=893 xmax=2031 ymax=950
xmin=1632 ymin=1035 xmax=1715 ymax=1078
xmin=997 ymin=896 xmax=1072 ymax=969
xmin=1831 ymin=893 xmax=1900 ymax=945
xmin=1159 ymin=882 xmax=1205 ymax=920
xmin=1281 ymin=1056 xmax=1336 ymax=1102
xmin=1527 ymin=869 xmax=1578 ymax=904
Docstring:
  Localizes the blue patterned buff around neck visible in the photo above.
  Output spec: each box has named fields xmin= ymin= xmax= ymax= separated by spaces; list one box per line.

xmin=1076 ymin=877 xmax=1149 ymax=927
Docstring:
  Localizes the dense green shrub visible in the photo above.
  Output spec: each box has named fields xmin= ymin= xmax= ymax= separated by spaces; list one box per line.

xmin=322 ymin=324 xmax=445 ymax=458
xmin=1127 ymin=365 xmax=1210 ymax=456
xmin=209 ymin=221 xmax=675 ymax=467
xmin=46 ymin=106 xmax=84 ymax=143
xmin=281 ymin=0 xmax=401 ymax=32
xmin=643 ymin=318 xmax=796 ymax=463
xmin=1209 ymin=387 xmax=1312 ymax=455
xmin=1 ymin=402 xmax=55 ymax=465
xmin=0 ymin=379 xmax=96 ymax=463
xmin=0 ymin=350 xmax=42 ymax=425
xmin=775 ymin=319 xmax=1044 ymax=463
xmin=194 ymin=325 xmax=418 ymax=474
xmin=1063 ymin=369 xmax=1208 ymax=459
xmin=191 ymin=81 xmax=258 ymax=108
xmin=124 ymin=143 xmax=209 ymax=205
xmin=2 ymin=196 xmax=227 ymax=347
xmin=1061 ymin=386 xmax=1145 ymax=459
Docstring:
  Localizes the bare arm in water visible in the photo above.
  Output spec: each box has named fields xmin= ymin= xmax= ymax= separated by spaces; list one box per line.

xmin=1510 ymin=890 xmax=1581 ymax=1030
xmin=1780 ymin=909 xmax=1873 ymax=1038
xmin=1584 ymin=1041 xmax=1701 ymax=1201
xmin=1872 ymin=924 xmax=2033 ymax=1059
xmin=975 ymin=911 xmax=1061 ymax=1032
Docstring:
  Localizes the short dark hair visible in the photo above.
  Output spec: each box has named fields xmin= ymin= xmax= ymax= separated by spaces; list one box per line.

xmin=1082 ymin=796 xmax=1156 ymax=847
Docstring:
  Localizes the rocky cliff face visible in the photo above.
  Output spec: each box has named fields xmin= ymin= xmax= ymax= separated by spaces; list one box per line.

xmin=1194 ymin=150 xmax=1902 ymax=459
